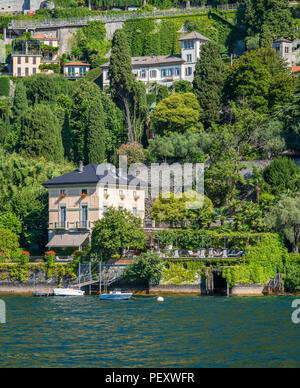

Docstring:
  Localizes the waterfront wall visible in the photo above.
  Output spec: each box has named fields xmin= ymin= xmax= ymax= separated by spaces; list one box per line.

xmin=149 ymin=284 xmax=201 ymax=294
xmin=230 ymin=284 xmax=265 ymax=296
xmin=0 ymin=264 xmax=73 ymax=294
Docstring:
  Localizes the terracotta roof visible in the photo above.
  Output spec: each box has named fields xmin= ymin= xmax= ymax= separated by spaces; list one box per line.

xmin=292 ymin=66 xmax=300 ymax=73
xmin=32 ymin=34 xmax=57 ymax=40
xmin=179 ymin=31 xmax=210 ymax=42
xmin=107 ymin=258 xmax=134 ymax=264
xmin=101 ymin=54 xmax=184 ymax=69
xmin=64 ymin=62 xmax=91 ymax=66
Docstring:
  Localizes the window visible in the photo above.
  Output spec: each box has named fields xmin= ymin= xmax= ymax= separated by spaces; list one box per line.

xmin=132 ymin=207 xmax=137 ymax=217
xmin=285 ymin=47 xmax=289 ymax=53
xmin=81 ymin=205 xmax=88 ymax=227
xmin=185 ymin=67 xmax=192 ymax=76
xmin=168 ymin=68 xmax=173 ymax=77
xmin=18 ymin=57 xmax=21 ymax=65
xmin=60 ymin=206 xmax=66 ymax=227
xmin=103 ymin=205 xmax=108 ymax=214
xmin=33 ymin=57 xmax=36 ymax=65
xmin=25 ymin=57 xmax=29 ymax=63
xmin=161 ymin=69 xmax=167 ymax=78
xmin=150 ymin=70 xmax=157 ymax=78
xmin=17 ymin=68 xmax=21 ymax=77
xmin=184 ymin=41 xmax=194 ymax=49
xmin=25 ymin=68 xmax=29 ymax=76
xmin=187 ymin=54 xmax=192 ymax=62
xmin=32 ymin=68 xmax=36 ymax=74
xmin=140 ymin=70 xmax=146 ymax=79
xmin=175 ymin=68 xmax=181 ymax=76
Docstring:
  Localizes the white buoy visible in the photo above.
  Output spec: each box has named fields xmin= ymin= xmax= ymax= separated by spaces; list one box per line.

xmin=157 ymin=296 xmax=164 ymax=302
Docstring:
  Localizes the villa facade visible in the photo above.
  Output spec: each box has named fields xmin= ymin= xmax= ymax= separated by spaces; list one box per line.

xmin=273 ymin=37 xmax=300 ymax=67
xmin=42 ymin=164 xmax=147 ymax=250
xmin=64 ymin=62 xmax=91 ymax=80
xmin=12 ymin=33 xmax=59 ymax=77
xmin=101 ymin=31 xmax=210 ymax=88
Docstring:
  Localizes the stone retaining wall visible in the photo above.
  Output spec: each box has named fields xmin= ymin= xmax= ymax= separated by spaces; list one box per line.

xmin=149 ymin=284 xmax=201 ymax=294
xmin=230 ymin=284 xmax=265 ymax=296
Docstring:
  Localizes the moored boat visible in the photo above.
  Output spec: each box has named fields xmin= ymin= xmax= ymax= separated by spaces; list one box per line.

xmin=100 ymin=289 xmax=132 ymax=300
xmin=53 ymin=288 xmax=85 ymax=296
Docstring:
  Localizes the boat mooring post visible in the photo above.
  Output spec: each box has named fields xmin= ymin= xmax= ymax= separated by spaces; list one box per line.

xmin=89 ymin=261 xmax=92 ymax=295
xmin=99 ymin=261 xmax=102 ymax=295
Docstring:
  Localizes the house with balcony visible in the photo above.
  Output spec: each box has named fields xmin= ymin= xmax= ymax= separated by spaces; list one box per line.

xmin=101 ymin=31 xmax=210 ymax=88
xmin=12 ymin=33 xmax=59 ymax=77
xmin=64 ymin=62 xmax=91 ymax=80
xmin=42 ymin=164 xmax=147 ymax=251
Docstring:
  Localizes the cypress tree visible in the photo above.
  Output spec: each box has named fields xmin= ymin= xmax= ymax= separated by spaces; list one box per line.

xmin=193 ymin=42 xmax=226 ymax=128
xmin=13 ymin=81 xmax=28 ymax=123
xmin=61 ymin=110 xmax=73 ymax=161
xmin=109 ymin=29 xmax=136 ymax=142
xmin=260 ymin=24 xmax=273 ymax=48
xmin=86 ymin=98 xmax=106 ymax=164
xmin=19 ymin=104 xmax=64 ymax=162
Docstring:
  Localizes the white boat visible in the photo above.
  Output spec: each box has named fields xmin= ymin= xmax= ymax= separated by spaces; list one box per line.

xmin=53 ymin=288 xmax=85 ymax=296
xmin=100 ymin=289 xmax=132 ymax=300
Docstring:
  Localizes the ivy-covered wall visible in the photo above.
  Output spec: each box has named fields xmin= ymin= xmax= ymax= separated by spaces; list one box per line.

xmin=123 ymin=11 xmax=245 ymax=56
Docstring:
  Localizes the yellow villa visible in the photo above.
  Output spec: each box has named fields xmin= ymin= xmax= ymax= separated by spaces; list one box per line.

xmin=42 ymin=163 xmax=147 ymax=251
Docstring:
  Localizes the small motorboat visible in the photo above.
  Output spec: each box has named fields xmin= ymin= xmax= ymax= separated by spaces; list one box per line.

xmin=100 ymin=289 xmax=132 ymax=300
xmin=53 ymin=288 xmax=85 ymax=296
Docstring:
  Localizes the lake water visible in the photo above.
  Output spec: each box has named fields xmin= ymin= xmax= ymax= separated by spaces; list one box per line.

xmin=0 ymin=295 xmax=299 ymax=368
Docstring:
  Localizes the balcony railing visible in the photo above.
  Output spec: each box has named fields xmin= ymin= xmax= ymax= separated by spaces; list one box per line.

xmin=49 ymin=221 xmax=94 ymax=230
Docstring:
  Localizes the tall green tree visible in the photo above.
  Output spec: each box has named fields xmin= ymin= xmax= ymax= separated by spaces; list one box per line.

xmin=262 ymin=157 xmax=300 ymax=196
xmin=225 ymin=48 xmax=297 ymax=113
xmin=245 ymin=0 xmax=293 ymax=37
xmin=265 ymin=195 xmax=300 ymax=253
xmin=19 ymin=104 xmax=64 ymax=162
xmin=13 ymin=81 xmax=28 ymax=123
xmin=193 ymin=41 xmax=226 ymax=127
xmin=86 ymin=98 xmax=105 ymax=164
xmin=151 ymin=93 xmax=203 ymax=136
xmin=109 ymin=29 xmax=136 ymax=142
xmin=91 ymin=207 xmax=146 ymax=257
xmin=109 ymin=29 xmax=147 ymax=143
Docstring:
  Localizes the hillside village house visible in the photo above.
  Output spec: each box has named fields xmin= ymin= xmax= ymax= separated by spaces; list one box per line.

xmin=273 ymin=37 xmax=300 ymax=67
xmin=101 ymin=31 xmax=210 ymax=88
xmin=42 ymin=164 xmax=147 ymax=251
xmin=64 ymin=62 xmax=91 ymax=80
xmin=12 ymin=33 xmax=59 ymax=77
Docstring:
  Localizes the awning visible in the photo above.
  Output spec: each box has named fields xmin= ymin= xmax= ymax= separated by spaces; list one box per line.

xmin=46 ymin=233 xmax=90 ymax=248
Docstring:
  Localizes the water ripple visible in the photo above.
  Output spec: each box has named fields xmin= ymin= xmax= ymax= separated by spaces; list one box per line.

xmin=0 ymin=295 xmax=299 ymax=367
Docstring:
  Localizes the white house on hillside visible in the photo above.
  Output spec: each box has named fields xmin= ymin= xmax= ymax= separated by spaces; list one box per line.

xmin=101 ymin=31 xmax=210 ymax=88
xmin=273 ymin=37 xmax=300 ymax=67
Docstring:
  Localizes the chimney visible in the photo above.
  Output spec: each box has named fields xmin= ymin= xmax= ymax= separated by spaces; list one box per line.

xmin=79 ymin=161 xmax=83 ymax=173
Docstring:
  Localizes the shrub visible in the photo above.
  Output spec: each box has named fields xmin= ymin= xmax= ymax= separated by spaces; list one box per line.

xmin=45 ymin=250 xmax=56 ymax=265
xmin=0 ymin=229 xmax=20 ymax=261
xmin=19 ymin=251 xmax=30 ymax=265
xmin=123 ymin=251 xmax=164 ymax=285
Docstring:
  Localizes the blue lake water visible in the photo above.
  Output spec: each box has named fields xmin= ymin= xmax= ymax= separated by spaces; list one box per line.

xmin=0 ymin=295 xmax=299 ymax=368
